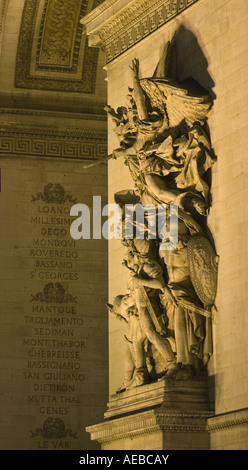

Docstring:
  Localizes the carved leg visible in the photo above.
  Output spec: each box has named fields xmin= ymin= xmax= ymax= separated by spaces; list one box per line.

xmin=145 ymin=174 xmax=180 ymax=204
xmin=174 ymin=305 xmax=191 ymax=365
xmin=116 ymin=345 xmax=135 ymax=393
xmin=125 ymin=367 xmax=150 ymax=389
xmin=133 ymin=339 xmax=146 ymax=370
xmin=139 ymin=306 xmax=176 ymax=370
xmin=174 ymin=305 xmax=194 ymax=379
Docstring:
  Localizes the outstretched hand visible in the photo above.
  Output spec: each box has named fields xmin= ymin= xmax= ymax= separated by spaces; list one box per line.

xmin=162 ymin=286 xmax=178 ymax=307
xmin=130 ymin=58 xmax=139 ymax=80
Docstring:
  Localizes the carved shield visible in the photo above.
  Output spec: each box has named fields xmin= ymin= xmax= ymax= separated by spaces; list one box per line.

xmin=187 ymin=234 xmax=218 ymax=307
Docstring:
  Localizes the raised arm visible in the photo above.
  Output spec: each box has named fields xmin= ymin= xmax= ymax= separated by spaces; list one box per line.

xmin=130 ymin=58 xmax=149 ymax=121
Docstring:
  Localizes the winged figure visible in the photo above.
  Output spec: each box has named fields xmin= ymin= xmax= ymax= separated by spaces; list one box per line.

xmin=105 ymin=41 xmax=218 ymax=383
xmin=107 ymin=41 xmax=215 ymax=218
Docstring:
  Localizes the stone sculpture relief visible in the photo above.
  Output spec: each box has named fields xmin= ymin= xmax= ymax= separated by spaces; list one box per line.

xmin=106 ymin=41 xmax=218 ymax=392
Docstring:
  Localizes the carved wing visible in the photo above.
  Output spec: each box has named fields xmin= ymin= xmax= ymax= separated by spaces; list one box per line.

xmin=141 ymin=40 xmax=213 ymax=133
xmin=140 ymin=77 xmax=212 ymax=133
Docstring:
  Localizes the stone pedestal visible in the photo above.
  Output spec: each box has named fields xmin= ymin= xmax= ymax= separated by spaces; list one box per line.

xmin=86 ymin=377 xmax=214 ymax=450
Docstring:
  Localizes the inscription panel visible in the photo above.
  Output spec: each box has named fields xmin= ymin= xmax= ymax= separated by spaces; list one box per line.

xmin=0 ymin=158 xmax=108 ymax=450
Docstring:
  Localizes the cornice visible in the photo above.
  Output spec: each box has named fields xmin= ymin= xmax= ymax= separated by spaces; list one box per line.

xmin=86 ymin=409 xmax=213 ymax=444
xmin=0 ymin=122 xmax=106 ymax=140
xmin=81 ymin=0 xmax=199 ymax=63
xmin=0 ymin=108 xmax=107 ymax=121
xmin=207 ymin=409 xmax=248 ymax=433
xmin=87 ymin=406 xmax=248 ymax=443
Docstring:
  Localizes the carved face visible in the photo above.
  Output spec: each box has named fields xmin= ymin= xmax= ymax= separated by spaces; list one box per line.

xmin=114 ymin=121 xmax=137 ymax=147
xmin=193 ymin=199 xmax=207 ymax=216
xmin=123 ymin=250 xmax=139 ymax=273
xmin=113 ymin=294 xmax=134 ymax=319
xmin=122 ymin=294 xmax=134 ymax=309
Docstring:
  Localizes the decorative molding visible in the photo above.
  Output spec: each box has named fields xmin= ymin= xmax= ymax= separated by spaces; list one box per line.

xmin=105 ymin=376 xmax=212 ymax=419
xmin=0 ymin=108 xmax=106 ymax=121
xmin=31 ymin=184 xmax=77 ymax=204
xmin=81 ymin=0 xmax=199 ymax=63
xmin=86 ymin=409 xmax=212 ymax=444
xmin=37 ymin=0 xmax=83 ymax=69
xmin=31 ymin=283 xmax=78 ymax=303
xmin=0 ymin=0 xmax=9 ymax=55
xmin=0 ymin=0 xmax=9 ymax=33
xmin=15 ymin=0 xmax=99 ymax=93
xmin=30 ymin=418 xmax=78 ymax=439
xmin=0 ymin=122 xmax=107 ymax=161
xmin=207 ymin=409 xmax=248 ymax=433
xmin=156 ymin=411 xmax=213 ymax=432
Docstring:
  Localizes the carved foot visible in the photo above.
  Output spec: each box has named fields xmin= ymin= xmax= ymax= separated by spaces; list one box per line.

xmin=163 ymin=365 xmax=179 ymax=379
xmin=116 ymin=382 xmax=129 ymax=394
xmin=158 ymin=365 xmax=179 ymax=381
xmin=116 ymin=368 xmax=150 ymax=393
xmin=126 ymin=368 xmax=149 ymax=390
xmin=175 ymin=364 xmax=194 ymax=380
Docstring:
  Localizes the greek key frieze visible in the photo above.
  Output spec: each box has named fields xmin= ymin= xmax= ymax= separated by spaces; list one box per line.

xmin=0 ymin=123 xmax=107 ymax=160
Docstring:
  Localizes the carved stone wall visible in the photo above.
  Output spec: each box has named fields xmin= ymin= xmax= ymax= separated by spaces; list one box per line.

xmin=0 ymin=0 xmax=109 ymax=451
xmin=0 ymin=155 xmax=108 ymax=450
xmin=0 ymin=0 xmax=9 ymax=55
xmin=83 ymin=0 xmax=248 ymax=450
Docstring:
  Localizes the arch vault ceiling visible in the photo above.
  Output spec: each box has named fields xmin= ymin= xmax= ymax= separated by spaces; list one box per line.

xmin=15 ymin=0 xmax=104 ymax=94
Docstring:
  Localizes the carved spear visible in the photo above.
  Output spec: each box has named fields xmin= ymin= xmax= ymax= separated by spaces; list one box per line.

xmin=83 ymin=154 xmax=114 ymax=169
